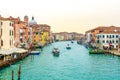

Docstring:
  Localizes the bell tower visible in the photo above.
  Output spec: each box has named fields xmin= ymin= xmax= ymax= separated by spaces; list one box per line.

xmin=24 ymin=15 xmax=28 ymax=25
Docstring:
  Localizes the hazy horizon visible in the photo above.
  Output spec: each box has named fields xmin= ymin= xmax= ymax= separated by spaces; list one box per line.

xmin=0 ymin=0 xmax=120 ymax=34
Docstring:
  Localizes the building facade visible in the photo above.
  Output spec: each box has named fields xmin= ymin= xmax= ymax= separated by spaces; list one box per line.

xmin=86 ymin=26 xmax=120 ymax=49
xmin=10 ymin=16 xmax=30 ymax=47
xmin=0 ymin=18 xmax=14 ymax=49
xmin=32 ymin=24 xmax=51 ymax=46
xmin=53 ymin=32 xmax=83 ymax=41
xmin=97 ymin=33 xmax=119 ymax=49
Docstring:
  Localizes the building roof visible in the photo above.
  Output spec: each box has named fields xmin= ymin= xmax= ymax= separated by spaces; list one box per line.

xmin=86 ymin=26 xmax=120 ymax=34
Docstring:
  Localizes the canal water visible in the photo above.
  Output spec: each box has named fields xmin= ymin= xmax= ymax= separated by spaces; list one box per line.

xmin=0 ymin=41 xmax=120 ymax=80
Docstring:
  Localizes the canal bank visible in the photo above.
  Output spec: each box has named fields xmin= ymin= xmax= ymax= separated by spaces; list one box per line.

xmin=109 ymin=50 xmax=120 ymax=56
xmin=88 ymin=48 xmax=120 ymax=57
xmin=0 ymin=41 xmax=120 ymax=80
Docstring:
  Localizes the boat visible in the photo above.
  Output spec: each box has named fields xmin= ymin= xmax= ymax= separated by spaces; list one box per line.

xmin=29 ymin=51 xmax=40 ymax=55
xmin=35 ymin=43 xmax=43 ymax=48
xmin=66 ymin=44 xmax=71 ymax=49
xmin=71 ymin=40 xmax=74 ymax=43
xmin=52 ymin=48 xmax=60 ymax=56
xmin=89 ymin=49 xmax=104 ymax=54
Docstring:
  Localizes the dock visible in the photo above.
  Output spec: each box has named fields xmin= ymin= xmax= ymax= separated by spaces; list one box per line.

xmin=109 ymin=50 xmax=120 ymax=56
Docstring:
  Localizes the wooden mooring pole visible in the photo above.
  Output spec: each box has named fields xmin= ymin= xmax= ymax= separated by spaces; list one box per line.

xmin=12 ymin=70 xmax=14 ymax=80
xmin=18 ymin=64 xmax=21 ymax=80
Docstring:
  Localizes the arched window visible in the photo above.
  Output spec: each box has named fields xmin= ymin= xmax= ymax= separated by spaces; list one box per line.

xmin=1 ymin=29 xmax=2 ymax=36
xmin=112 ymin=35 xmax=114 ymax=38
xmin=1 ymin=22 xmax=3 ymax=25
xmin=9 ymin=23 xmax=11 ymax=26
xmin=10 ymin=40 xmax=11 ymax=46
xmin=10 ymin=30 xmax=11 ymax=36
xmin=1 ymin=40 xmax=3 ymax=46
xmin=12 ymin=30 xmax=14 ymax=36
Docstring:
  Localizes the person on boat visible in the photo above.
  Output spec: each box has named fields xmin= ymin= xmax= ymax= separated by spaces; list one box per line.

xmin=67 ymin=44 xmax=69 ymax=46
xmin=109 ymin=42 xmax=112 ymax=50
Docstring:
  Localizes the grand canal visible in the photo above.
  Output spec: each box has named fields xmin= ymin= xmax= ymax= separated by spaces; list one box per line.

xmin=0 ymin=41 xmax=120 ymax=80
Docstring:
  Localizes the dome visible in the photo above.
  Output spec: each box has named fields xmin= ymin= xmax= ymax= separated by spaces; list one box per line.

xmin=29 ymin=16 xmax=37 ymax=26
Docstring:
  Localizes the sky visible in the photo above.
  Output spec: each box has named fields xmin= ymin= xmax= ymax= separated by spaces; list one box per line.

xmin=0 ymin=0 xmax=120 ymax=34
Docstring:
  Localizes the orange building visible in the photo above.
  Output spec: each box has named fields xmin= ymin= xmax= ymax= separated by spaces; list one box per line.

xmin=8 ymin=16 xmax=30 ymax=47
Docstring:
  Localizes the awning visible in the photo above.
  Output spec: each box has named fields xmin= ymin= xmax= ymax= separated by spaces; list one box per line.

xmin=0 ymin=48 xmax=28 ymax=55
xmin=15 ymin=49 xmax=28 ymax=54
xmin=10 ymin=48 xmax=28 ymax=54
xmin=0 ymin=49 xmax=14 ymax=55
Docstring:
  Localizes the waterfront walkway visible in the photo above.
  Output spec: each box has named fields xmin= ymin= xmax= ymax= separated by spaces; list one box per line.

xmin=109 ymin=50 xmax=120 ymax=56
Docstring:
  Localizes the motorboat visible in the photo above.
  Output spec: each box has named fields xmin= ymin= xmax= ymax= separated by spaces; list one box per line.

xmin=66 ymin=44 xmax=71 ymax=49
xmin=71 ymin=40 xmax=74 ymax=43
xmin=29 ymin=51 xmax=40 ymax=55
xmin=52 ymin=48 xmax=60 ymax=56
xmin=52 ymin=48 xmax=60 ymax=54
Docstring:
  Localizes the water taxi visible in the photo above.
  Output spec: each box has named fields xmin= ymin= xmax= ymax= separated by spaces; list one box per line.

xmin=66 ymin=44 xmax=71 ymax=49
xmin=52 ymin=48 xmax=60 ymax=56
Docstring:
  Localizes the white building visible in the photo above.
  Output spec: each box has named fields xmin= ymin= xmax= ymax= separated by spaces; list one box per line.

xmin=0 ymin=20 xmax=1 ymax=48
xmin=56 ymin=34 xmax=64 ymax=41
xmin=96 ymin=33 xmax=119 ymax=49
xmin=0 ymin=20 xmax=14 ymax=49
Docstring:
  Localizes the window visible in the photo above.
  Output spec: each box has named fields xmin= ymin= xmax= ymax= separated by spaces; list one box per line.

xmin=9 ymin=23 xmax=11 ymax=26
xmin=10 ymin=30 xmax=11 ymax=36
xmin=28 ymin=32 xmax=30 ymax=35
xmin=10 ymin=40 xmax=11 ymax=46
xmin=116 ymin=35 xmax=118 ymax=38
xmin=112 ymin=40 xmax=114 ymax=43
xmin=112 ymin=35 xmax=114 ymax=38
xmin=99 ymin=35 xmax=101 ymax=38
xmin=97 ymin=35 xmax=99 ymax=39
xmin=1 ymin=29 xmax=2 ymax=36
xmin=107 ymin=35 xmax=109 ymax=38
xmin=12 ymin=23 xmax=13 ymax=27
xmin=20 ymin=38 xmax=23 ymax=43
xmin=109 ymin=35 xmax=111 ymax=38
xmin=36 ymin=32 xmax=38 ymax=35
xmin=112 ymin=45 xmax=114 ymax=48
xmin=103 ymin=35 xmax=104 ymax=38
xmin=116 ymin=45 xmax=118 ymax=48
xmin=110 ymin=40 xmax=111 ymax=43
xmin=12 ymin=30 xmax=14 ymax=35
xmin=1 ymin=40 xmax=3 ymax=46
xmin=116 ymin=40 xmax=118 ymax=43
xmin=20 ymin=33 xmax=23 ymax=36
xmin=103 ymin=40 xmax=105 ymax=43
xmin=1 ymin=22 xmax=3 ymax=25
xmin=106 ymin=40 xmax=109 ymax=43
